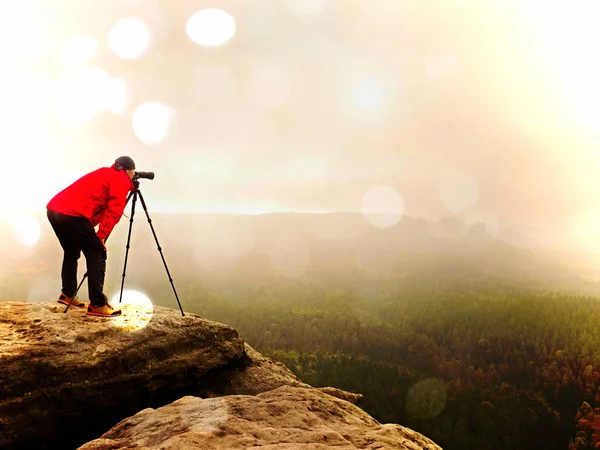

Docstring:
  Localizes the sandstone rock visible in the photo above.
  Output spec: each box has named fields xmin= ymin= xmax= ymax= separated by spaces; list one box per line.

xmin=0 ymin=302 xmax=361 ymax=450
xmin=201 ymin=342 xmax=308 ymax=398
xmin=317 ymin=386 xmax=363 ymax=404
xmin=79 ymin=386 xmax=442 ymax=450
xmin=0 ymin=301 xmax=240 ymax=449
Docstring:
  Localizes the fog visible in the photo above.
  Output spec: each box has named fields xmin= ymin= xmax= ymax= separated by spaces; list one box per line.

xmin=2 ymin=0 xmax=600 ymax=257
xmin=5 ymin=5 xmax=600 ymax=447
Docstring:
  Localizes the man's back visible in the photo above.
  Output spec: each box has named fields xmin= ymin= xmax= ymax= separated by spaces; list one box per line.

xmin=48 ymin=167 xmax=112 ymax=216
xmin=47 ymin=164 xmax=133 ymax=238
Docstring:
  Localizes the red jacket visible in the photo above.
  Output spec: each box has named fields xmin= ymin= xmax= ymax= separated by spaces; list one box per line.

xmin=47 ymin=164 xmax=135 ymax=239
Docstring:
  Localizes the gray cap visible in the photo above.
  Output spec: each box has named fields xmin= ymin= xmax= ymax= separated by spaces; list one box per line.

xmin=115 ymin=156 xmax=136 ymax=170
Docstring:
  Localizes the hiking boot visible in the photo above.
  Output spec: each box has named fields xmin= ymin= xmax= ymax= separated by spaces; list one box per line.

xmin=86 ymin=303 xmax=122 ymax=317
xmin=57 ymin=292 xmax=85 ymax=308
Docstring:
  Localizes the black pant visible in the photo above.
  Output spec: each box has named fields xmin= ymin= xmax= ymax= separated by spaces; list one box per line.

xmin=47 ymin=209 xmax=108 ymax=307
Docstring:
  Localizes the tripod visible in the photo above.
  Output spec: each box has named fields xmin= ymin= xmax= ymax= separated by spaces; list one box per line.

xmin=64 ymin=179 xmax=185 ymax=316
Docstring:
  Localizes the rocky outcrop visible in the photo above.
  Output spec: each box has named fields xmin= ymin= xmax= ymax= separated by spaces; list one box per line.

xmin=0 ymin=301 xmax=440 ymax=450
xmin=0 ymin=301 xmax=300 ymax=449
xmin=79 ymin=386 xmax=442 ymax=450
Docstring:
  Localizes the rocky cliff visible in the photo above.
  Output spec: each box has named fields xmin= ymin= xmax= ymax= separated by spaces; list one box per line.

xmin=0 ymin=301 xmax=442 ymax=450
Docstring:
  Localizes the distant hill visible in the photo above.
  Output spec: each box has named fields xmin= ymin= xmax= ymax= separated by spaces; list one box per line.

xmin=3 ymin=211 xmax=599 ymax=301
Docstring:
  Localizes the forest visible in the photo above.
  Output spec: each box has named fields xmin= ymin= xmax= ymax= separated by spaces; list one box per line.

xmin=179 ymin=275 xmax=600 ymax=450
xmin=5 ymin=211 xmax=600 ymax=449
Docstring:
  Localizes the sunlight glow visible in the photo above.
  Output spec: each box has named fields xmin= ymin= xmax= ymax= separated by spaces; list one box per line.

xmin=0 ymin=1 xmax=50 ymax=63
xmin=362 ymin=186 xmax=404 ymax=228
xmin=426 ymin=53 xmax=461 ymax=88
xmin=108 ymin=289 xmax=154 ymax=332
xmin=438 ymin=170 xmax=479 ymax=214
xmin=522 ymin=1 xmax=600 ymax=130
xmin=186 ymin=9 xmax=236 ymax=47
xmin=573 ymin=204 xmax=600 ymax=254
xmin=60 ymin=35 xmax=98 ymax=68
xmin=55 ymin=67 xmax=128 ymax=127
xmin=0 ymin=36 xmax=57 ymax=211
xmin=246 ymin=64 xmax=292 ymax=112
xmin=283 ymin=0 xmax=327 ymax=16
xmin=104 ymin=77 xmax=129 ymax=114
xmin=12 ymin=214 xmax=41 ymax=248
xmin=1 ymin=70 xmax=51 ymax=136
xmin=194 ymin=64 xmax=239 ymax=108
xmin=197 ymin=203 xmax=287 ymax=215
xmin=132 ymin=102 xmax=175 ymax=145
xmin=352 ymin=78 xmax=386 ymax=112
xmin=108 ymin=18 xmax=151 ymax=60
xmin=190 ymin=109 xmax=280 ymax=155
xmin=27 ymin=276 xmax=57 ymax=304
xmin=239 ymin=113 xmax=281 ymax=154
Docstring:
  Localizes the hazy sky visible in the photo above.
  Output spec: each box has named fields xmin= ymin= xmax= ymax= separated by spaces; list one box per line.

xmin=2 ymin=0 xmax=600 ymax=252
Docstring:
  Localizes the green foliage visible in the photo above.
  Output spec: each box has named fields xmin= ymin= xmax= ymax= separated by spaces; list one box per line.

xmin=179 ymin=275 xmax=600 ymax=450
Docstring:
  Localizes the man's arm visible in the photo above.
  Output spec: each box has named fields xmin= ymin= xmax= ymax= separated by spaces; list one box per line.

xmin=96 ymin=177 xmax=132 ymax=240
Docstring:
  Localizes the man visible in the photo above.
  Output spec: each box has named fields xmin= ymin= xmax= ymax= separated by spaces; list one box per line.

xmin=47 ymin=156 xmax=136 ymax=317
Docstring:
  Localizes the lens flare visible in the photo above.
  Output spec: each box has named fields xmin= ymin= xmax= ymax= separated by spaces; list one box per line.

xmin=108 ymin=17 xmax=151 ymax=60
xmin=362 ymin=185 xmax=404 ymax=228
xmin=132 ymin=101 xmax=175 ymax=145
xmin=12 ymin=214 xmax=41 ymax=248
xmin=104 ymin=77 xmax=129 ymax=114
xmin=438 ymin=170 xmax=479 ymax=214
xmin=60 ymin=35 xmax=98 ymax=68
xmin=406 ymin=378 xmax=448 ymax=420
xmin=186 ymin=8 xmax=236 ymax=47
xmin=0 ymin=216 xmax=35 ymax=259
xmin=108 ymin=289 xmax=154 ymax=332
xmin=55 ymin=67 xmax=128 ymax=127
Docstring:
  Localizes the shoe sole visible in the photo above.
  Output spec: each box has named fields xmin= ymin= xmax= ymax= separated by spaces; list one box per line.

xmin=86 ymin=311 xmax=122 ymax=317
xmin=58 ymin=299 xmax=85 ymax=308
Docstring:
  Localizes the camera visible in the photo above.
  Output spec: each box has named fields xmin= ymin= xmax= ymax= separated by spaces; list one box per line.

xmin=133 ymin=171 xmax=155 ymax=180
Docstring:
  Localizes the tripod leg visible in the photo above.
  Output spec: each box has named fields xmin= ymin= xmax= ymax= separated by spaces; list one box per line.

xmin=136 ymin=189 xmax=185 ymax=317
xmin=64 ymin=272 xmax=88 ymax=313
xmin=119 ymin=191 xmax=138 ymax=304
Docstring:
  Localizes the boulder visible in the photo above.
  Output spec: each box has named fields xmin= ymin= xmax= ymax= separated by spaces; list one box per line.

xmin=0 ymin=301 xmax=302 ymax=449
xmin=79 ymin=386 xmax=442 ymax=450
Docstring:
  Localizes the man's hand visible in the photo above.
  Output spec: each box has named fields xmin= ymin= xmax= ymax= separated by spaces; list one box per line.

xmin=99 ymin=238 xmax=106 ymax=251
